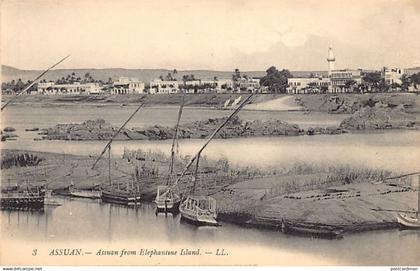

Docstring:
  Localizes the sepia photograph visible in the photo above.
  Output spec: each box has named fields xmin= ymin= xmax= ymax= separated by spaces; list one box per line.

xmin=1 ymin=0 xmax=419 ymax=268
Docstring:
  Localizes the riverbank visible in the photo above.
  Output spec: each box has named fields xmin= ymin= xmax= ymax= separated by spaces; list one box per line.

xmin=0 ymin=93 xmax=257 ymax=108
xmin=295 ymin=93 xmax=420 ymax=114
xmin=3 ymin=93 xmax=420 ymax=113
xmin=2 ymin=149 xmax=415 ymax=238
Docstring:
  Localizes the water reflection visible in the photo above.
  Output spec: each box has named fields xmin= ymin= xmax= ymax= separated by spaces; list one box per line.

xmin=1 ymin=196 xmax=419 ymax=265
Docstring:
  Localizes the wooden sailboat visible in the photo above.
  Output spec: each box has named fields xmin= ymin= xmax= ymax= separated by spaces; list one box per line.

xmin=179 ymin=153 xmax=219 ymax=226
xmin=154 ymin=95 xmax=185 ymax=214
xmin=177 ymin=94 xmax=254 ymax=226
xmin=100 ymin=145 xmax=142 ymax=205
xmin=91 ymin=103 xmax=145 ymax=206
xmin=397 ymin=174 xmax=420 ymax=229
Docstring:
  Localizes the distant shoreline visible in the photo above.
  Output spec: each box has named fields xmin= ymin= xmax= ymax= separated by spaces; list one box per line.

xmin=2 ymin=93 xmax=419 ymax=114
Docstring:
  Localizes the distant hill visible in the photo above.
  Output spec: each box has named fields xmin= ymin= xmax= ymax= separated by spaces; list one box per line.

xmin=1 ymin=65 xmax=327 ymax=82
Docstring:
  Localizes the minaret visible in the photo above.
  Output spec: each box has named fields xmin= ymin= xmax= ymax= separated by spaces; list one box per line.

xmin=327 ymin=46 xmax=335 ymax=76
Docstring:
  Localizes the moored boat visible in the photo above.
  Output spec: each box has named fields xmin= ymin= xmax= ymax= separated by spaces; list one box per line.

xmin=179 ymin=195 xmax=219 ymax=226
xmin=155 ymin=95 xmax=185 ymax=214
xmin=69 ymin=185 xmax=101 ymax=199
xmin=397 ymin=174 xmax=420 ymax=230
xmin=397 ymin=213 xmax=420 ymax=229
xmin=281 ymin=220 xmax=344 ymax=239
xmin=1 ymin=186 xmax=46 ymax=210
xmin=91 ymin=102 xmax=146 ymax=206
xmin=101 ymin=185 xmax=141 ymax=205
xmin=177 ymin=94 xmax=254 ymax=226
xmin=155 ymin=185 xmax=181 ymax=213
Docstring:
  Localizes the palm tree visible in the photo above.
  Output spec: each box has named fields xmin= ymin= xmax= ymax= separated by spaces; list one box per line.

xmin=165 ymin=73 xmax=173 ymax=81
xmin=182 ymin=75 xmax=189 ymax=84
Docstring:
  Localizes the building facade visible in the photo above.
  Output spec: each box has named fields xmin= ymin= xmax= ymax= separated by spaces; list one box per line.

xmin=149 ymin=79 xmax=179 ymax=94
xmin=112 ymin=77 xmax=145 ymax=94
xmin=287 ymin=77 xmax=330 ymax=94
xmin=238 ymin=77 xmax=260 ymax=93
xmin=37 ymin=82 xmax=102 ymax=95
xmin=381 ymin=67 xmax=404 ymax=85
xmin=329 ymin=69 xmax=362 ymax=93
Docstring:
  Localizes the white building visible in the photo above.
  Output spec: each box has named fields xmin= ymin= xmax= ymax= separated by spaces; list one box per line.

xmin=37 ymin=82 xmax=102 ymax=95
xmin=238 ymin=77 xmax=260 ymax=92
xmin=329 ymin=69 xmax=362 ymax=93
xmin=112 ymin=77 xmax=145 ymax=94
xmin=149 ymin=79 xmax=179 ymax=94
xmin=182 ymin=80 xmax=203 ymax=93
xmin=214 ymin=79 xmax=234 ymax=93
xmin=287 ymin=77 xmax=330 ymax=94
xmin=36 ymin=82 xmax=55 ymax=94
xmin=382 ymin=67 xmax=404 ymax=85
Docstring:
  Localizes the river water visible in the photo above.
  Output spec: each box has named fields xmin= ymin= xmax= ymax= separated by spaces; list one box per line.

xmin=1 ymin=198 xmax=420 ymax=265
xmin=1 ymin=104 xmax=420 ymax=265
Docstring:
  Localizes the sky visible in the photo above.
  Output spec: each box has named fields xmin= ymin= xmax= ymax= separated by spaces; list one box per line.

xmin=1 ymin=0 xmax=420 ymax=71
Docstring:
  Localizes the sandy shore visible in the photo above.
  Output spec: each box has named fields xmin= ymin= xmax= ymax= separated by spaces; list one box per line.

xmin=244 ymin=96 xmax=303 ymax=111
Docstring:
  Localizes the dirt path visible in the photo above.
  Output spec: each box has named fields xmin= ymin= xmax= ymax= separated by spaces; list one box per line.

xmin=245 ymin=96 xmax=302 ymax=111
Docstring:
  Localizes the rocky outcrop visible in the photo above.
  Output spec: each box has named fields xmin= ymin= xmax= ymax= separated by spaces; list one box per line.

xmin=40 ymin=116 xmax=344 ymax=141
xmin=39 ymin=119 xmax=130 ymax=141
xmin=339 ymin=102 xmax=418 ymax=130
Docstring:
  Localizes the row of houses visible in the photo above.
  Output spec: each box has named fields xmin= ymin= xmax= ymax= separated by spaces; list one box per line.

xmin=36 ymin=76 xmax=260 ymax=95
xmin=286 ymin=47 xmax=413 ymax=94
xmin=286 ymin=67 xmax=407 ymax=94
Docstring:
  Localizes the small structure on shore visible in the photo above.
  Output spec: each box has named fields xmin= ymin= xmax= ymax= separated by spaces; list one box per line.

xmin=1 ymin=185 xmax=46 ymax=210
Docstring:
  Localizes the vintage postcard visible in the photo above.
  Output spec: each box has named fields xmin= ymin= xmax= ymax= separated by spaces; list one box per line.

xmin=1 ymin=0 xmax=419 ymax=268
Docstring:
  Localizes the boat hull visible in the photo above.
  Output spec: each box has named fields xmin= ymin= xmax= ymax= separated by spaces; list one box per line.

xmin=70 ymin=190 xmax=101 ymax=199
xmin=397 ymin=213 xmax=420 ymax=229
xmin=101 ymin=190 xmax=141 ymax=206
xmin=155 ymin=198 xmax=181 ymax=214
xmin=1 ymin=193 xmax=45 ymax=210
xmin=179 ymin=205 xmax=219 ymax=226
xmin=180 ymin=210 xmax=219 ymax=226
xmin=281 ymin=220 xmax=343 ymax=239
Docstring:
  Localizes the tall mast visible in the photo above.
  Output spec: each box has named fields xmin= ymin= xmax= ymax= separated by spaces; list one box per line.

xmin=108 ymin=145 xmax=112 ymax=185
xmin=418 ymin=175 xmax=420 ymax=216
xmin=190 ymin=153 xmax=201 ymax=195
xmin=174 ymin=94 xmax=253 ymax=186
xmin=168 ymin=94 xmax=185 ymax=185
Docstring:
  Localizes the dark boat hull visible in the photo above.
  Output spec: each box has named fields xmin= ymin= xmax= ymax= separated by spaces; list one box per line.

xmin=1 ymin=194 xmax=45 ymax=210
xmin=281 ymin=221 xmax=343 ymax=239
xmin=101 ymin=190 xmax=141 ymax=206
xmin=70 ymin=190 xmax=101 ymax=199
